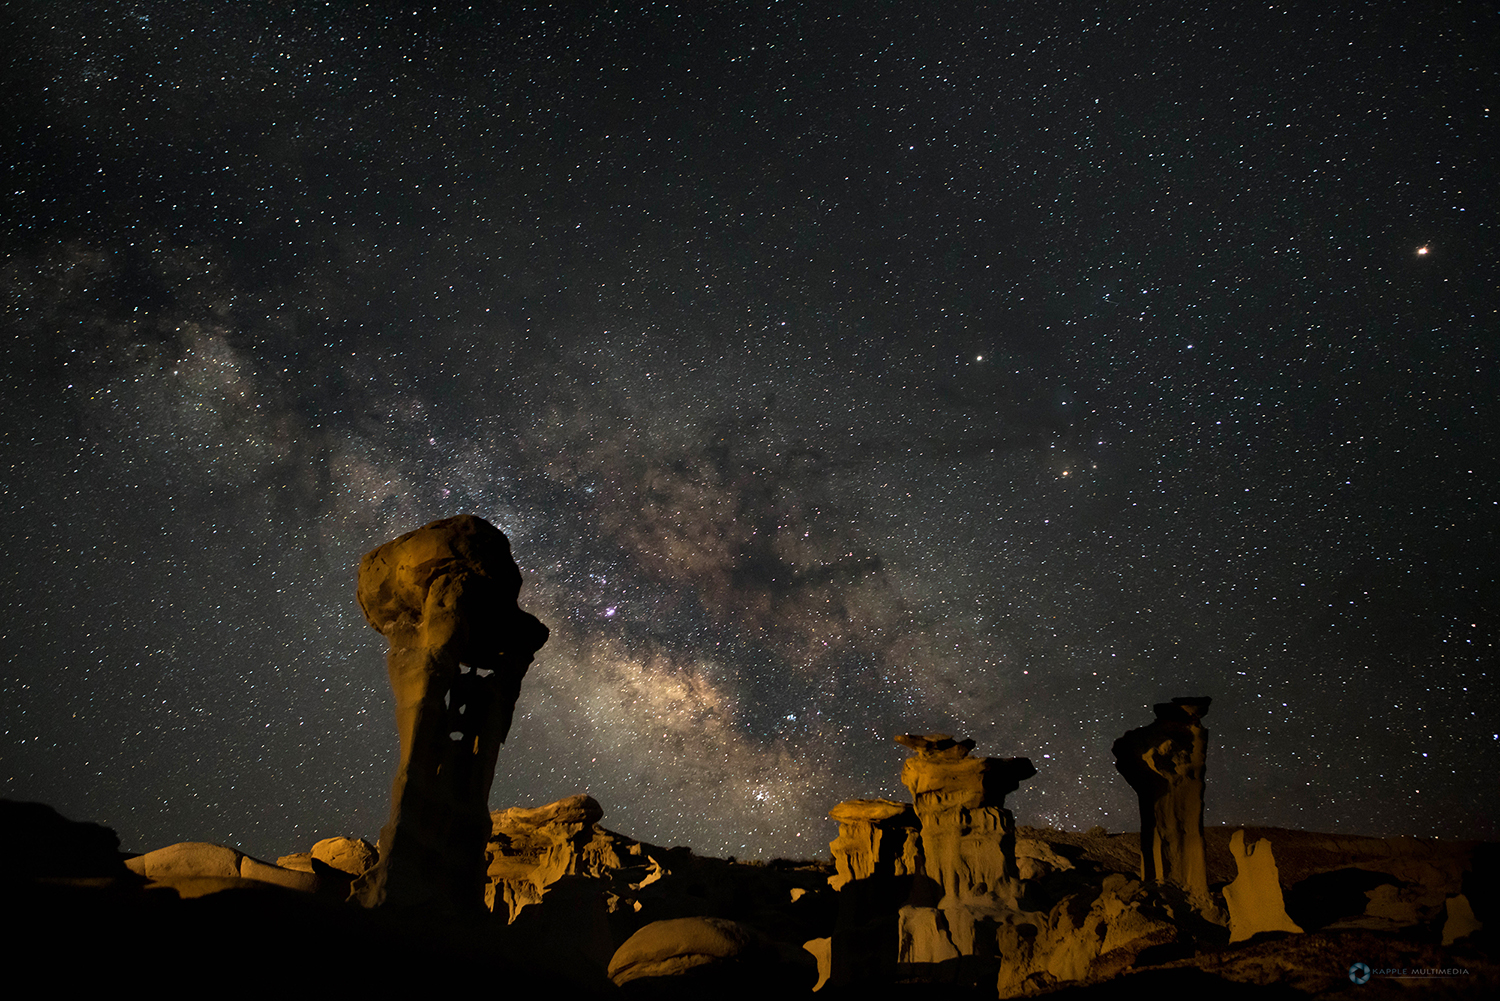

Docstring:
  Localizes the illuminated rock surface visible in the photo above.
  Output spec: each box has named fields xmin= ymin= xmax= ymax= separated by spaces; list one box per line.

xmin=311 ymin=835 xmax=378 ymax=877
xmin=607 ymin=915 xmax=817 ymax=994
xmin=1223 ymin=829 xmax=1302 ymax=942
xmin=485 ymin=792 xmax=666 ymax=922
xmin=277 ymin=836 xmax=378 ymax=879
xmin=4 ymin=796 xmax=1496 ymax=995
xmin=826 ymin=797 xmax=918 ymax=892
xmin=125 ymin=840 xmax=321 ymax=893
xmin=347 ymin=514 xmax=549 ymax=914
xmin=893 ymin=732 xmax=1035 ymax=976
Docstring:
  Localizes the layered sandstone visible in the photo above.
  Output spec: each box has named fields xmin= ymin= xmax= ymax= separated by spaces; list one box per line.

xmin=897 ymin=733 xmax=1036 ymax=907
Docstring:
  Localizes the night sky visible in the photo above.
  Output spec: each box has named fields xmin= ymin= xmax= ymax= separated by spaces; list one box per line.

xmin=3 ymin=2 xmax=1496 ymax=863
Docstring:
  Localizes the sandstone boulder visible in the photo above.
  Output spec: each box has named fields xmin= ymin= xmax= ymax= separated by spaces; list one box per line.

xmin=608 ymin=915 xmax=816 ymax=994
xmin=125 ymin=841 xmax=243 ymax=880
xmin=348 ymin=515 xmax=549 ymax=914
xmin=312 ymin=836 xmax=377 ymax=877
xmin=125 ymin=841 xmax=320 ymax=893
xmin=1016 ymin=836 xmax=1077 ymax=881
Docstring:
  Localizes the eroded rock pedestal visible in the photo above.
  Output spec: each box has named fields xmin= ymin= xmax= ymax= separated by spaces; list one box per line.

xmin=1112 ymin=697 xmax=1212 ymax=904
xmin=894 ymin=733 xmax=1036 ymax=977
xmin=827 ymin=798 xmax=919 ymax=892
xmin=349 ymin=515 xmax=549 ymax=914
xmin=1223 ymin=829 xmax=1302 ymax=942
xmin=824 ymin=798 xmax=922 ymax=988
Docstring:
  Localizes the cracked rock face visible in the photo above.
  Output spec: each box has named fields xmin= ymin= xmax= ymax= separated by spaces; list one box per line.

xmin=349 ymin=515 xmax=549 ymax=914
xmin=1111 ymin=697 xmax=1211 ymax=904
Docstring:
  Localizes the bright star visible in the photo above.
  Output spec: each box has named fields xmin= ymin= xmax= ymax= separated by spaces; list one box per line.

xmin=1416 ymin=245 xmax=1430 ymax=255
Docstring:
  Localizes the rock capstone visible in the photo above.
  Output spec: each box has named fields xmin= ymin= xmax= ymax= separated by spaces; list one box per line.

xmin=348 ymin=514 xmax=549 ymax=914
xmin=896 ymin=732 xmax=1035 ymax=906
xmin=485 ymin=793 xmax=666 ymax=922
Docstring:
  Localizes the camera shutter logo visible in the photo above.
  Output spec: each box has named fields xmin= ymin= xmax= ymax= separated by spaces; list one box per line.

xmin=1349 ymin=962 xmax=1372 ymax=984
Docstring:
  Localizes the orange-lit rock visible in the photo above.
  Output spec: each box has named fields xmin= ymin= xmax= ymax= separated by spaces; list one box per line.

xmin=1223 ymin=829 xmax=1302 ymax=942
xmin=994 ymin=874 xmax=1196 ymax=997
xmin=827 ymin=797 xmax=919 ymax=892
xmin=608 ymin=915 xmax=817 ymax=992
xmin=892 ymin=733 xmax=1035 ymax=975
xmin=1442 ymin=893 xmax=1482 ymax=945
xmin=348 ymin=515 xmax=549 ymax=914
xmin=312 ymin=835 xmax=378 ymax=878
xmin=896 ymin=732 xmax=1034 ymax=906
xmin=485 ymin=792 xmax=666 ymax=922
xmin=1112 ymin=697 xmax=1212 ymax=904
xmin=125 ymin=840 xmax=321 ymax=893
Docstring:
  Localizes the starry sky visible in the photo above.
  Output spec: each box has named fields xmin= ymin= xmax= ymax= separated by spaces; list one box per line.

xmin=3 ymin=2 xmax=1496 ymax=862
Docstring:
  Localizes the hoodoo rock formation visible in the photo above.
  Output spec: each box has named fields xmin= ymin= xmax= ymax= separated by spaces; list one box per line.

xmin=893 ymin=734 xmax=1036 ymax=979
xmin=826 ymin=798 xmax=919 ymax=892
xmin=897 ymin=733 xmax=1037 ymax=907
xmin=10 ymin=490 xmax=1493 ymax=997
xmin=821 ymin=731 xmax=1241 ymax=996
xmin=824 ymin=797 xmax=922 ymax=988
xmin=348 ymin=515 xmax=549 ymax=914
xmin=1112 ymin=696 xmax=1213 ymax=904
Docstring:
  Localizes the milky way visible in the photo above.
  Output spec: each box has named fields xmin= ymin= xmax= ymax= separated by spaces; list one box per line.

xmin=3 ymin=2 xmax=1496 ymax=860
